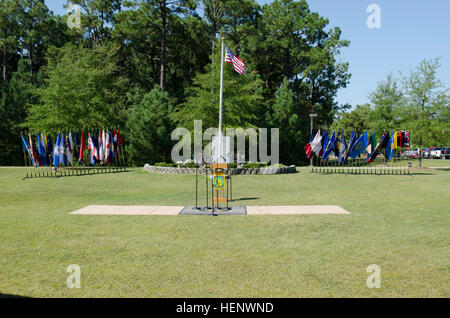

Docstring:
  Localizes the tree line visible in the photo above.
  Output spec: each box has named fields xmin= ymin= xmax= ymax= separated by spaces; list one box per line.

xmin=331 ymin=58 xmax=449 ymax=149
xmin=2 ymin=0 xmax=445 ymax=167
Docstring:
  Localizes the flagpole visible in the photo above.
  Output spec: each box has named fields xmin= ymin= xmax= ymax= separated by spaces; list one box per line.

xmin=218 ymin=36 xmax=225 ymax=163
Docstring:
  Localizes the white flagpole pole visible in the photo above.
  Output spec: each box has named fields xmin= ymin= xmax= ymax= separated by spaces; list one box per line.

xmin=218 ymin=37 xmax=225 ymax=163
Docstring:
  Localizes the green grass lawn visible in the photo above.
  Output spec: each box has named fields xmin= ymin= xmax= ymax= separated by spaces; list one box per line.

xmin=416 ymin=158 xmax=450 ymax=167
xmin=0 ymin=163 xmax=449 ymax=298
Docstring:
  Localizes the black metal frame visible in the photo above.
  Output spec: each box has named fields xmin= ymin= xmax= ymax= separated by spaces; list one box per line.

xmin=194 ymin=167 xmax=233 ymax=215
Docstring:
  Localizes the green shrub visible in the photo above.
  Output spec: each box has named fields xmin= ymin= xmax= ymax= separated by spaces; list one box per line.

xmin=178 ymin=163 xmax=199 ymax=168
xmin=243 ymin=162 xmax=268 ymax=168
xmin=155 ymin=162 xmax=177 ymax=167
xmin=228 ymin=163 xmax=238 ymax=168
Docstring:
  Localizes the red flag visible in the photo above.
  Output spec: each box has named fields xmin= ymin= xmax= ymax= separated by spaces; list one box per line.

xmin=98 ymin=131 xmax=104 ymax=164
xmin=29 ymin=134 xmax=43 ymax=166
xmin=78 ymin=131 xmax=85 ymax=164
xmin=304 ymin=143 xmax=313 ymax=160
xmin=117 ymin=129 xmax=123 ymax=146
xmin=88 ymin=132 xmax=98 ymax=160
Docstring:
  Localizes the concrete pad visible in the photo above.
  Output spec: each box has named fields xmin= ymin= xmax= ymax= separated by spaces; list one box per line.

xmin=179 ymin=206 xmax=247 ymax=215
xmin=70 ymin=205 xmax=350 ymax=215
xmin=70 ymin=205 xmax=183 ymax=215
xmin=246 ymin=205 xmax=350 ymax=215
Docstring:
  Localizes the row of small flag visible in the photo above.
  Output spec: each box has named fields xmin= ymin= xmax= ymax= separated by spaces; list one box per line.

xmin=21 ymin=129 xmax=124 ymax=167
xmin=304 ymin=130 xmax=410 ymax=164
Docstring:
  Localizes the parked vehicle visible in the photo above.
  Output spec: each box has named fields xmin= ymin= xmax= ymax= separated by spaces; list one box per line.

xmin=430 ymin=147 xmax=442 ymax=159
xmin=440 ymin=147 xmax=450 ymax=159
xmin=401 ymin=150 xmax=419 ymax=158
xmin=423 ymin=147 xmax=439 ymax=158
xmin=421 ymin=148 xmax=432 ymax=158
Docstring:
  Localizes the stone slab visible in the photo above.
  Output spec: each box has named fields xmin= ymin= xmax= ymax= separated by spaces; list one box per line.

xmin=70 ymin=205 xmax=183 ymax=215
xmin=246 ymin=205 xmax=350 ymax=215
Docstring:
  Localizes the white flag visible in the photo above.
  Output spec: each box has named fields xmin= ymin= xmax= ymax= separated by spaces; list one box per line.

xmin=59 ymin=133 xmax=66 ymax=165
xmin=98 ymin=131 xmax=104 ymax=163
xmin=102 ymin=130 xmax=106 ymax=163
xmin=105 ymin=130 xmax=110 ymax=162
xmin=310 ymin=130 xmax=322 ymax=155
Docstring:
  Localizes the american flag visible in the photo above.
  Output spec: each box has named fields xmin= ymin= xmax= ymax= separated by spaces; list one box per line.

xmin=225 ymin=45 xmax=245 ymax=75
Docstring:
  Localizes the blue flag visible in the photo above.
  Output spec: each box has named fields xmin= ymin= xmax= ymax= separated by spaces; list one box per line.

xmin=91 ymin=132 xmax=99 ymax=166
xmin=21 ymin=135 xmax=34 ymax=164
xmin=322 ymin=131 xmax=335 ymax=162
xmin=364 ymin=132 xmax=368 ymax=151
xmin=37 ymin=134 xmax=48 ymax=166
xmin=338 ymin=133 xmax=347 ymax=164
xmin=385 ymin=131 xmax=394 ymax=161
xmin=381 ymin=131 xmax=390 ymax=149
xmin=349 ymin=132 xmax=367 ymax=159
xmin=73 ymin=132 xmax=80 ymax=160
xmin=53 ymin=133 xmax=61 ymax=167
xmin=21 ymin=135 xmax=28 ymax=152
xmin=321 ymin=131 xmax=328 ymax=157
xmin=344 ymin=131 xmax=355 ymax=162
xmin=333 ymin=132 xmax=341 ymax=157
xmin=109 ymin=130 xmax=114 ymax=163
xmin=59 ymin=132 xmax=66 ymax=166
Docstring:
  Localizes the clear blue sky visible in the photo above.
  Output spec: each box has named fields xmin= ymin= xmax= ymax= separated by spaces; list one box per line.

xmin=46 ymin=0 xmax=450 ymax=107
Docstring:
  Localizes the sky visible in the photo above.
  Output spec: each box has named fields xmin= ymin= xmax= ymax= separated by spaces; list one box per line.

xmin=45 ymin=0 xmax=450 ymax=107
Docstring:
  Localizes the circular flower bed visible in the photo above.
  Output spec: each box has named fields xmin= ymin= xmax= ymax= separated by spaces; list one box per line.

xmin=143 ymin=164 xmax=297 ymax=175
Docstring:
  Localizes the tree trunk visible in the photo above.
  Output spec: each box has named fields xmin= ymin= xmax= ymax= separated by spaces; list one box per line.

xmin=1 ymin=40 xmax=5 ymax=109
xmin=29 ymin=44 xmax=33 ymax=82
xmin=284 ymin=48 xmax=291 ymax=79
xmin=210 ymin=7 xmax=217 ymax=96
xmin=419 ymin=135 xmax=423 ymax=168
xmin=419 ymin=149 xmax=422 ymax=168
xmin=211 ymin=22 xmax=217 ymax=56
xmin=159 ymin=1 xmax=167 ymax=90
xmin=211 ymin=1 xmax=217 ymax=56
xmin=3 ymin=29 xmax=7 ymax=85
xmin=2 ymin=43 xmax=6 ymax=86
xmin=100 ymin=10 xmax=104 ymax=41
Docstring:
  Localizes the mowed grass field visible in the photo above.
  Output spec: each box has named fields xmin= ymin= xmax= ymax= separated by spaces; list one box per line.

xmin=0 ymin=163 xmax=449 ymax=298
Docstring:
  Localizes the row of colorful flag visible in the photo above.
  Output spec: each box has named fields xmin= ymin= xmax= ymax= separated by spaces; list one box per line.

xmin=21 ymin=129 xmax=124 ymax=167
xmin=304 ymin=130 xmax=410 ymax=164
